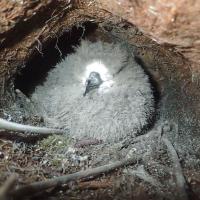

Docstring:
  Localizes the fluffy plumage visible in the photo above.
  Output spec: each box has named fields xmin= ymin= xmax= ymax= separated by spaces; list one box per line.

xmin=31 ymin=40 xmax=154 ymax=141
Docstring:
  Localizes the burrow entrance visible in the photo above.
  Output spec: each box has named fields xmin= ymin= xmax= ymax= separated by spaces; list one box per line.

xmin=14 ymin=22 xmax=98 ymax=96
xmin=14 ymin=21 xmax=159 ymax=142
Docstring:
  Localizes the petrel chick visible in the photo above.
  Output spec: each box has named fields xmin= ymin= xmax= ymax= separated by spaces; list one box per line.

xmin=31 ymin=40 xmax=155 ymax=142
xmin=83 ymin=72 xmax=103 ymax=96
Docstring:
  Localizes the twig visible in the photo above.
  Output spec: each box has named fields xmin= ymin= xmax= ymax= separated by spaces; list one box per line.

xmin=78 ymin=179 xmax=112 ymax=190
xmin=162 ymin=136 xmax=189 ymax=200
xmin=124 ymin=165 xmax=162 ymax=189
xmin=0 ymin=174 xmax=17 ymax=200
xmin=12 ymin=156 xmax=139 ymax=198
xmin=120 ymin=128 xmax=160 ymax=149
xmin=0 ymin=118 xmax=65 ymax=135
xmin=74 ymin=138 xmax=102 ymax=148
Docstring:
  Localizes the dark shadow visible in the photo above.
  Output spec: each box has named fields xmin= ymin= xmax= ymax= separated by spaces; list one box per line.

xmin=14 ymin=22 xmax=97 ymax=95
xmin=134 ymin=56 xmax=161 ymax=106
xmin=133 ymin=56 xmax=161 ymax=135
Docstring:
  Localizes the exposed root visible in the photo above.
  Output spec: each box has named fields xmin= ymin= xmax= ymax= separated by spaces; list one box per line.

xmin=162 ymin=128 xmax=189 ymax=200
xmin=11 ymin=156 xmax=139 ymax=198
xmin=0 ymin=118 xmax=65 ymax=136
xmin=120 ymin=126 xmax=161 ymax=149
xmin=74 ymin=138 xmax=102 ymax=148
xmin=77 ymin=179 xmax=112 ymax=190
xmin=124 ymin=165 xmax=162 ymax=189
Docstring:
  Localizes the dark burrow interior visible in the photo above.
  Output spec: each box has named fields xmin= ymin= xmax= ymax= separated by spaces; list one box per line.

xmin=14 ymin=22 xmax=98 ymax=96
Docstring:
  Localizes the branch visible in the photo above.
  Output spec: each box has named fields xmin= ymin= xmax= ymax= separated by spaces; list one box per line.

xmin=12 ymin=156 xmax=139 ymax=198
xmin=120 ymin=128 xmax=160 ymax=148
xmin=124 ymin=165 xmax=162 ymax=189
xmin=162 ymin=136 xmax=189 ymax=200
xmin=0 ymin=118 xmax=65 ymax=135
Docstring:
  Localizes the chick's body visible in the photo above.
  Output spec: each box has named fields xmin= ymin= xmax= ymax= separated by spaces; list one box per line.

xmin=31 ymin=40 xmax=155 ymax=141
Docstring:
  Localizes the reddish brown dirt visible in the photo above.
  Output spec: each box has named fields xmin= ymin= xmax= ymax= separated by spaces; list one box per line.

xmin=99 ymin=0 xmax=200 ymax=75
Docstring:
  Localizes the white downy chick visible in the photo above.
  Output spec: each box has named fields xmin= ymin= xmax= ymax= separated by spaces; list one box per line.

xmin=31 ymin=40 xmax=155 ymax=141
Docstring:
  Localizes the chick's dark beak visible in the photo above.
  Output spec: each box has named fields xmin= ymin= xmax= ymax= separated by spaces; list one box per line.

xmin=83 ymin=72 xmax=103 ymax=97
xmin=83 ymin=79 xmax=91 ymax=96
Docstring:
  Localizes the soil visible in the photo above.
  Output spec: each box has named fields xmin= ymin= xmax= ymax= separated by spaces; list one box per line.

xmin=99 ymin=0 xmax=200 ymax=76
xmin=0 ymin=0 xmax=200 ymax=200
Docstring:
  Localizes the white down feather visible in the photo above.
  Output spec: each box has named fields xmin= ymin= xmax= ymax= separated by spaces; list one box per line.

xmin=31 ymin=40 xmax=155 ymax=141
